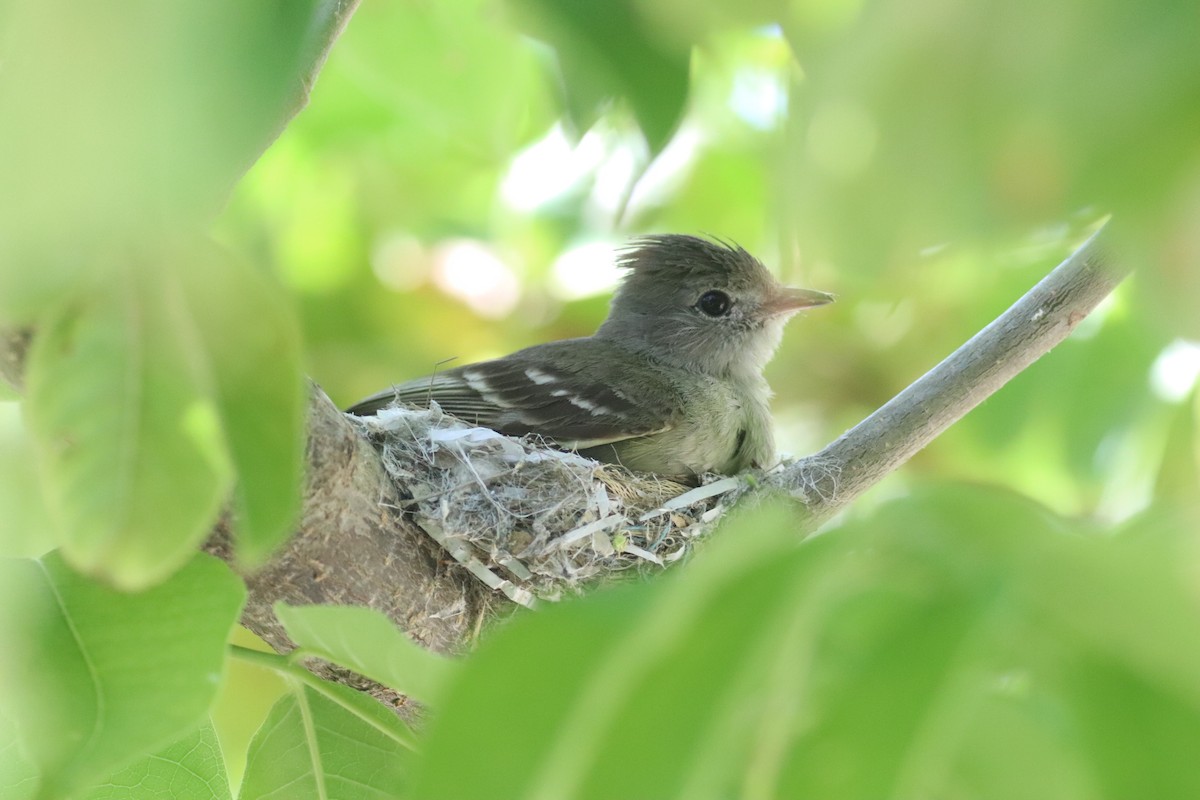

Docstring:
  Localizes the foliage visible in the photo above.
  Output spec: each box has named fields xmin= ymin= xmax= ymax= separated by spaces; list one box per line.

xmin=80 ymin=722 xmax=232 ymax=800
xmin=234 ymin=666 xmax=414 ymax=799
xmin=411 ymin=494 xmax=1200 ymax=799
xmin=0 ymin=553 xmax=244 ymax=799
xmin=274 ymin=602 xmax=459 ymax=704
xmin=1 ymin=2 xmax=310 ymax=588
xmin=2 ymin=0 xmax=1199 ymax=798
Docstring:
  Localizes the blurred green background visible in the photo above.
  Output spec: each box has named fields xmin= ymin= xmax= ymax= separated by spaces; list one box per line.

xmin=3 ymin=0 xmax=1200 ymax=795
xmin=210 ymin=0 xmax=1196 ymax=521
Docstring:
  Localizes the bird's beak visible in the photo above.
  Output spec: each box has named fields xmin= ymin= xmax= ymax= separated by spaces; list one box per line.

xmin=762 ymin=286 xmax=835 ymax=316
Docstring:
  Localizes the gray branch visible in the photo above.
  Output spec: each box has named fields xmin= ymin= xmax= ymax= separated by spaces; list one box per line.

xmin=770 ymin=224 xmax=1124 ymax=525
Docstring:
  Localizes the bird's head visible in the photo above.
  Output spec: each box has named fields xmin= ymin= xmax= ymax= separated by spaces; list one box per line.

xmin=597 ymin=235 xmax=833 ymax=379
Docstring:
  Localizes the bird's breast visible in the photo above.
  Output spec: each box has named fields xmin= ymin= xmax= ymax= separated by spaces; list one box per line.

xmin=589 ymin=376 xmax=773 ymax=481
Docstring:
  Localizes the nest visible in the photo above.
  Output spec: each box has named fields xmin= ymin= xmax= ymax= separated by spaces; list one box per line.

xmin=350 ymin=405 xmax=753 ymax=607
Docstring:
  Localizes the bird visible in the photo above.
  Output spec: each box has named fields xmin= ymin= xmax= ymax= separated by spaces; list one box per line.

xmin=347 ymin=234 xmax=833 ymax=484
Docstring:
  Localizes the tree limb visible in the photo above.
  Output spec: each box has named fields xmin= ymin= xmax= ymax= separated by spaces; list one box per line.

xmin=769 ymin=223 xmax=1125 ymax=525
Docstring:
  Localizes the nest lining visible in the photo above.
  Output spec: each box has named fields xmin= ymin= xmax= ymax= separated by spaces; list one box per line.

xmin=350 ymin=404 xmax=752 ymax=607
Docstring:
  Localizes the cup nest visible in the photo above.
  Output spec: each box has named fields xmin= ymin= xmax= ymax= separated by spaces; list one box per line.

xmin=350 ymin=404 xmax=752 ymax=607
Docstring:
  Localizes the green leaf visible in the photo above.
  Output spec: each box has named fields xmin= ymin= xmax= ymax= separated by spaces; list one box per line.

xmin=778 ymin=579 xmax=991 ymax=798
xmin=1152 ymin=390 xmax=1200 ymax=511
xmin=0 ymin=713 xmax=38 ymax=800
xmin=1019 ymin=512 xmax=1200 ymax=711
xmin=0 ymin=403 xmax=55 ymax=558
xmin=238 ymin=683 xmax=409 ymax=800
xmin=411 ymin=487 xmax=1200 ymax=799
xmin=179 ymin=243 xmax=305 ymax=566
xmin=23 ymin=238 xmax=304 ymax=584
xmin=83 ymin=721 xmax=231 ymax=800
xmin=276 ymin=603 xmax=458 ymax=704
xmin=24 ymin=259 xmax=234 ymax=589
xmin=778 ymin=487 xmax=1200 ymax=799
xmin=0 ymin=1 xmax=359 ymax=322
xmin=0 ymin=551 xmax=245 ymax=799
xmin=324 ymin=0 xmax=544 ymax=162
xmin=410 ymin=502 xmax=817 ymax=799
xmin=0 ymin=0 xmax=360 ymax=238
xmin=511 ymin=0 xmax=691 ymax=153
xmin=1064 ymin=656 xmax=1200 ymax=799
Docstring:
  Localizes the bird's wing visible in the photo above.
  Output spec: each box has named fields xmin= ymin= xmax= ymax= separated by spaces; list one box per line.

xmin=347 ymin=343 xmax=678 ymax=449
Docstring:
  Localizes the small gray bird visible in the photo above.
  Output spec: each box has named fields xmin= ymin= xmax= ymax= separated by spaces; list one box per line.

xmin=347 ymin=235 xmax=832 ymax=483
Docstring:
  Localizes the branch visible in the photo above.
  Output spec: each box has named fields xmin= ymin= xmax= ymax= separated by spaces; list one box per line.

xmin=768 ymin=224 xmax=1126 ymax=524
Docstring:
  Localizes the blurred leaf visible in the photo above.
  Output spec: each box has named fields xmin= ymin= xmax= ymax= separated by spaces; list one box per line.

xmin=510 ymin=0 xmax=691 ymax=153
xmin=410 ymin=503 xmax=820 ymax=799
xmin=1142 ymin=176 xmax=1200 ymax=339
xmin=83 ymin=720 xmax=231 ymax=800
xmin=785 ymin=0 xmax=1200 ymax=273
xmin=24 ymin=256 xmax=233 ymax=588
xmin=276 ymin=603 xmax=458 ymax=705
xmin=238 ymin=682 xmax=409 ymax=800
xmin=0 ymin=0 xmax=358 ymax=323
xmin=213 ymin=0 xmax=552 ymax=295
xmin=179 ymin=243 xmax=305 ymax=566
xmin=781 ymin=486 xmax=1200 ymax=797
xmin=0 ymin=552 xmax=244 ymax=799
xmin=0 ymin=403 xmax=55 ymax=558
xmin=655 ymin=147 xmax=772 ymax=244
xmin=0 ymin=0 xmax=356 ymax=223
xmin=411 ymin=487 xmax=1200 ymax=799
xmin=209 ymin=629 xmax=290 ymax=793
xmin=0 ymin=713 xmax=38 ymax=800
xmin=1019 ymin=516 xmax=1200 ymax=709
xmin=23 ymin=237 xmax=304 ymax=584
xmin=634 ymin=0 xmax=790 ymax=43
xmin=325 ymin=0 xmax=542 ymax=162
xmin=1055 ymin=317 xmax=1163 ymax=480
xmin=936 ymin=673 xmax=1095 ymax=800
xmin=1064 ymin=656 xmax=1200 ymax=799
xmin=772 ymin=490 xmax=1035 ymax=797
xmin=1152 ymin=388 xmax=1200 ymax=506
xmin=1147 ymin=393 xmax=1200 ymax=532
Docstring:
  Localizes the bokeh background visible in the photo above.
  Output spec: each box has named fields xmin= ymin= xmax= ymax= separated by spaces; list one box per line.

xmin=3 ymin=0 xmax=1200 ymax=795
xmin=211 ymin=0 xmax=1197 ymax=522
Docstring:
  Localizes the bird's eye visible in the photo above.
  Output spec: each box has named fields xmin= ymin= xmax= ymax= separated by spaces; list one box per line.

xmin=696 ymin=290 xmax=732 ymax=317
